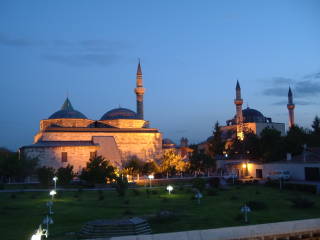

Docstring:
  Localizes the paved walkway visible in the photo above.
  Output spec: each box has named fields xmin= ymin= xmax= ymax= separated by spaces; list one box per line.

xmin=96 ymin=218 xmax=320 ymax=240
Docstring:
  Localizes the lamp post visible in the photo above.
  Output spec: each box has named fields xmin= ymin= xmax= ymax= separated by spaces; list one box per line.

xmin=53 ymin=176 xmax=58 ymax=190
xmin=241 ymin=204 xmax=251 ymax=223
xmin=49 ymin=190 xmax=56 ymax=200
xmin=42 ymin=215 xmax=53 ymax=237
xmin=30 ymin=225 xmax=45 ymax=240
xmin=148 ymin=175 xmax=154 ymax=188
xmin=166 ymin=185 xmax=173 ymax=195
xmin=195 ymin=192 xmax=203 ymax=205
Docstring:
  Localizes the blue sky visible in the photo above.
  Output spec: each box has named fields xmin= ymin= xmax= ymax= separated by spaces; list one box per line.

xmin=1 ymin=0 xmax=320 ymax=150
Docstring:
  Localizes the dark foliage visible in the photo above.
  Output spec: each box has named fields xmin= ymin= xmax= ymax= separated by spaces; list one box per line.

xmin=56 ymin=164 xmax=75 ymax=185
xmin=80 ymin=156 xmax=115 ymax=185
xmin=290 ymin=197 xmax=315 ymax=209
xmin=247 ymin=200 xmax=267 ymax=210
xmin=36 ymin=166 xmax=55 ymax=186
xmin=192 ymin=177 xmax=206 ymax=192
xmin=115 ymin=176 xmax=128 ymax=197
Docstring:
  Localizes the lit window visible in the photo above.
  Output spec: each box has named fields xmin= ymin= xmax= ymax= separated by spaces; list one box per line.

xmin=90 ymin=151 xmax=97 ymax=159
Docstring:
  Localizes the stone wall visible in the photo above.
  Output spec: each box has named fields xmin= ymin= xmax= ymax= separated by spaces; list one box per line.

xmin=23 ymin=145 xmax=99 ymax=172
xmin=40 ymin=119 xmax=94 ymax=131
xmin=100 ymin=119 xmax=149 ymax=128
xmin=35 ymin=130 xmax=162 ymax=163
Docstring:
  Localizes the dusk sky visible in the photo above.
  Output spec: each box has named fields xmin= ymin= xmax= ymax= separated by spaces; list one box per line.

xmin=1 ymin=0 xmax=320 ymax=151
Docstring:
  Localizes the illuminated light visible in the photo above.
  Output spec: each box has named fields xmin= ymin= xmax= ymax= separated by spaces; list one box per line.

xmin=242 ymin=163 xmax=247 ymax=169
xmin=148 ymin=175 xmax=154 ymax=179
xmin=166 ymin=185 xmax=173 ymax=194
xmin=53 ymin=176 xmax=58 ymax=182
xmin=49 ymin=190 xmax=57 ymax=199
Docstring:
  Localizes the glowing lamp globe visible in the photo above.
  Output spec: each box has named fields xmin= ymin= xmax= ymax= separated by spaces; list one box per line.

xmin=166 ymin=185 xmax=173 ymax=194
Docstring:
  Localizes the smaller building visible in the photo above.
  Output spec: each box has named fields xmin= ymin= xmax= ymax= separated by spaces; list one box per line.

xmin=217 ymin=148 xmax=320 ymax=181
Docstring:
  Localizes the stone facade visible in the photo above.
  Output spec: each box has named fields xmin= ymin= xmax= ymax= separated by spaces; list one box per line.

xmin=21 ymin=63 xmax=163 ymax=171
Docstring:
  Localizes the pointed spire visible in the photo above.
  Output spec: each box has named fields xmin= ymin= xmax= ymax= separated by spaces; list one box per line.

xmin=137 ymin=58 xmax=142 ymax=75
xmin=288 ymin=87 xmax=292 ymax=97
xmin=61 ymin=98 xmax=74 ymax=111
xmin=236 ymin=80 xmax=240 ymax=90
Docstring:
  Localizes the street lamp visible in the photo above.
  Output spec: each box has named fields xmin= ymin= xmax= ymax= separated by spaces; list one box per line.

xmin=49 ymin=190 xmax=56 ymax=200
xmin=148 ymin=175 xmax=154 ymax=188
xmin=30 ymin=225 xmax=46 ymax=240
xmin=53 ymin=176 xmax=58 ymax=190
xmin=241 ymin=204 xmax=251 ymax=223
xmin=166 ymin=185 xmax=173 ymax=195
xmin=195 ymin=192 xmax=203 ymax=204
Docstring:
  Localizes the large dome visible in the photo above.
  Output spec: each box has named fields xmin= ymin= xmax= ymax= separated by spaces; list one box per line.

xmin=100 ymin=108 xmax=138 ymax=120
xmin=49 ymin=98 xmax=87 ymax=119
xmin=242 ymin=107 xmax=265 ymax=123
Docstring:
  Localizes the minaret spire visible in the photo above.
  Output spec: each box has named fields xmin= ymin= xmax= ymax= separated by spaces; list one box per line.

xmin=287 ymin=87 xmax=295 ymax=128
xmin=234 ymin=80 xmax=244 ymax=140
xmin=134 ymin=59 xmax=145 ymax=119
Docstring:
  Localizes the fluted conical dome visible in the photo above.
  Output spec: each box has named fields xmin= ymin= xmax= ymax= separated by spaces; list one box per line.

xmin=48 ymin=98 xmax=87 ymax=119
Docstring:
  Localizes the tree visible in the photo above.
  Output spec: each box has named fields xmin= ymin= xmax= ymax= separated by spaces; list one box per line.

xmin=0 ymin=151 xmax=38 ymax=182
xmin=208 ymin=121 xmax=225 ymax=157
xmin=123 ymin=156 xmax=144 ymax=177
xmin=189 ymin=145 xmax=215 ymax=175
xmin=260 ymin=128 xmax=284 ymax=162
xmin=284 ymin=125 xmax=307 ymax=156
xmin=80 ymin=156 xmax=115 ymax=185
xmin=160 ymin=149 xmax=186 ymax=177
xmin=37 ymin=166 xmax=55 ymax=186
xmin=142 ymin=161 xmax=158 ymax=175
xmin=311 ymin=115 xmax=320 ymax=135
xmin=56 ymin=164 xmax=75 ymax=185
xmin=115 ymin=176 xmax=128 ymax=197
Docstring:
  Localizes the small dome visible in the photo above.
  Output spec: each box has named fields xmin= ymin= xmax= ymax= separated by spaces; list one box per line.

xmin=242 ymin=107 xmax=265 ymax=123
xmin=100 ymin=108 xmax=138 ymax=120
xmin=49 ymin=98 xmax=87 ymax=119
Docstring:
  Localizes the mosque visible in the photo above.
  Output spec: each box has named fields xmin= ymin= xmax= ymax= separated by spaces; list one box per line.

xmin=220 ymin=81 xmax=289 ymax=140
xmin=20 ymin=63 xmax=163 ymax=172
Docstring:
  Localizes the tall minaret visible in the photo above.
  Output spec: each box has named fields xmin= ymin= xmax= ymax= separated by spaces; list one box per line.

xmin=234 ymin=80 xmax=244 ymax=140
xmin=287 ymin=87 xmax=295 ymax=128
xmin=134 ymin=60 xmax=145 ymax=119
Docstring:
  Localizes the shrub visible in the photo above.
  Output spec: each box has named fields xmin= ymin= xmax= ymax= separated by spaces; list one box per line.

xmin=208 ymin=177 xmax=220 ymax=188
xmin=206 ymin=188 xmax=218 ymax=196
xmin=290 ymin=197 xmax=315 ymax=208
xmin=115 ymin=177 xmax=128 ymax=197
xmin=132 ymin=189 xmax=141 ymax=196
xmin=247 ymin=200 xmax=267 ymax=210
xmin=10 ymin=193 xmax=16 ymax=199
xmin=192 ymin=177 xmax=206 ymax=192
xmin=56 ymin=164 xmax=75 ymax=185
xmin=123 ymin=199 xmax=130 ymax=205
xmin=37 ymin=167 xmax=55 ymax=186
xmin=230 ymin=195 xmax=239 ymax=200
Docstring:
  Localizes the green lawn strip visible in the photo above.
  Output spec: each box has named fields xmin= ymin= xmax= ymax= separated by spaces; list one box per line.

xmin=0 ymin=185 xmax=319 ymax=240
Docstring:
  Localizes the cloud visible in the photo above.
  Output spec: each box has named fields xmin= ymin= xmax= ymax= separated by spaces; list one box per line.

xmin=263 ymin=87 xmax=288 ymax=97
xmin=0 ymin=33 xmax=44 ymax=47
xmin=0 ymin=33 xmax=129 ymax=67
xmin=263 ymin=73 xmax=320 ymax=99
xmin=272 ymin=77 xmax=294 ymax=85
xmin=43 ymin=53 xmax=118 ymax=66
xmin=272 ymin=100 xmax=316 ymax=106
xmin=303 ymin=72 xmax=320 ymax=80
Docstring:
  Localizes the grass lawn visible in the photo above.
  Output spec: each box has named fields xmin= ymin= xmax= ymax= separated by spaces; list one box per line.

xmin=1 ymin=184 xmax=320 ymax=240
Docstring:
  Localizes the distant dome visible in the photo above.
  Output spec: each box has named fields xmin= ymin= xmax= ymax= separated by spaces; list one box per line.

xmin=49 ymin=98 xmax=87 ymax=119
xmin=100 ymin=108 xmax=138 ymax=120
xmin=242 ymin=107 xmax=265 ymax=123
xmin=162 ymin=138 xmax=176 ymax=145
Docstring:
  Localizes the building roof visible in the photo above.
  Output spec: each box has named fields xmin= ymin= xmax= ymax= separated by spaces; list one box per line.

xmin=49 ymin=98 xmax=87 ymax=119
xmin=100 ymin=108 xmax=138 ymax=120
